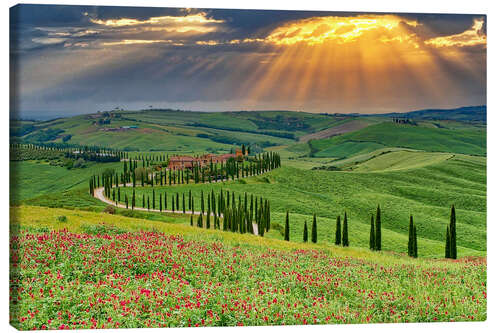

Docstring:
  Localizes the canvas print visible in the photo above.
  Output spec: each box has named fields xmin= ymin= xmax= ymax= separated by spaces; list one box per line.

xmin=9 ymin=4 xmax=486 ymax=330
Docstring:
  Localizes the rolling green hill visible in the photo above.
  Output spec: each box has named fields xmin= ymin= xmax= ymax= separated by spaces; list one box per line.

xmin=12 ymin=110 xmax=354 ymax=152
xmin=374 ymin=105 xmax=486 ymax=122
xmin=109 ymin=153 xmax=485 ymax=258
xmin=346 ymin=150 xmax=454 ymax=172
xmin=309 ymin=122 xmax=486 ymax=158
xmin=10 ymin=108 xmax=487 ymax=260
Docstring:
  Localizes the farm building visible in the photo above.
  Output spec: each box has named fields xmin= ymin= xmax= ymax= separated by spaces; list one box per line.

xmin=168 ymin=152 xmax=241 ymax=170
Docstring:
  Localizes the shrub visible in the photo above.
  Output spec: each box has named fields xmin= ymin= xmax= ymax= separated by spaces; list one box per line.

xmin=56 ymin=215 xmax=67 ymax=222
xmin=81 ymin=223 xmax=127 ymax=235
xmin=103 ymin=205 xmax=116 ymax=214
xmin=271 ymin=222 xmax=285 ymax=237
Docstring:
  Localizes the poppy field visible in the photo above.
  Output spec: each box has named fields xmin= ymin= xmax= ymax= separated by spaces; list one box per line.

xmin=10 ymin=206 xmax=486 ymax=330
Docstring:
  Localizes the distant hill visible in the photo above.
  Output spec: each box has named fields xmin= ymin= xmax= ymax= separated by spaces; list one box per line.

xmin=308 ymin=122 xmax=486 ymax=158
xmin=373 ymin=105 xmax=486 ymax=122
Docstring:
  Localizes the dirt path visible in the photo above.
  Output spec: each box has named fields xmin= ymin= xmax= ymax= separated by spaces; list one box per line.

xmin=94 ymin=186 xmax=259 ymax=235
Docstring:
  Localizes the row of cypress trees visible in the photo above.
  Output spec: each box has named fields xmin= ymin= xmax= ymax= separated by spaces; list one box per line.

xmin=284 ymin=211 xmax=350 ymax=247
xmin=369 ymin=206 xmax=382 ymax=251
xmin=108 ymin=187 xmax=271 ymax=237
xmin=283 ymin=205 xmax=458 ymax=259
xmin=190 ymin=194 xmax=271 ymax=237
xmin=90 ymin=151 xmax=281 ymax=191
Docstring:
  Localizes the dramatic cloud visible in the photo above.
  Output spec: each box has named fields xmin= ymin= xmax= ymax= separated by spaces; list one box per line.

xmin=425 ymin=18 xmax=486 ymax=48
xmin=89 ymin=12 xmax=224 ymax=27
xmin=10 ymin=5 xmax=486 ymax=118
xmin=261 ymin=15 xmax=419 ymax=46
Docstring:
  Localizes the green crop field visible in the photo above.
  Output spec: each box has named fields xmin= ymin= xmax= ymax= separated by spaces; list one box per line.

xmin=308 ymin=122 xmax=486 ymax=158
xmin=10 ymin=160 xmax=122 ymax=203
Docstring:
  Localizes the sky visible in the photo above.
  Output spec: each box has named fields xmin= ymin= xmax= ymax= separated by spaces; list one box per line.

xmin=10 ymin=4 xmax=486 ymax=119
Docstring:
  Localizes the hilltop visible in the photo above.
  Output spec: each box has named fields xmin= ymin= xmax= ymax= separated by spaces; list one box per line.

xmin=373 ymin=105 xmax=486 ymax=122
xmin=10 ymin=106 xmax=486 ymax=155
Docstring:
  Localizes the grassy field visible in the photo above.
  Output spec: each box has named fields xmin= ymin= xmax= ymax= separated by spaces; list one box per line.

xmin=308 ymin=122 xmax=486 ymax=158
xmin=346 ymin=151 xmax=453 ymax=172
xmin=110 ymin=152 xmax=485 ymax=258
xmin=10 ymin=205 xmax=486 ymax=329
xmin=14 ymin=110 xmax=352 ymax=152
xmin=9 ymin=107 xmax=488 ymax=329
xmin=9 ymin=160 xmax=122 ymax=203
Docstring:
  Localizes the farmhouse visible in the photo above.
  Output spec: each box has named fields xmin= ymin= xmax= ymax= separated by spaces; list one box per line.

xmin=168 ymin=149 xmax=244 ymax=170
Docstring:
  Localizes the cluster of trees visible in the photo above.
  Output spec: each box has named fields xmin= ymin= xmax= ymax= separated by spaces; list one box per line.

xmin=106 ymin=187 xmax=271 ymax=237
xmin=392 ymin=118 xmax=417 ymax=126
xmin=10 ymin=144 xmax=64 ymax=161
xmin=90 ymin=151 xmax=282 ymax=192
xmin=218 ymin=195 xmax=270 ymax=236
xmin=190 ymin=122 xmax=296 ymax=140
xmin=65 ymin=151 xmax=120 ymax=163
xmin=24 ymin=128 xmax=64 ymax=142
xmin=283 ymin=205 xmax=458 ymax=259
xmin=10 ymin=143 xmax=124 ymax=161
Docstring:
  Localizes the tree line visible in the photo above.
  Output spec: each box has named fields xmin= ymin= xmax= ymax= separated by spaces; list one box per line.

xmin=106 ymin=187 xmax=271 ymax=237
xmin=89 ymin=151 xmax=281 ymax=194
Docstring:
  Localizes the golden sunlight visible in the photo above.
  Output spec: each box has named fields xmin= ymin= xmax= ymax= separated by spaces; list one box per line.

xmin=263 ymin=15 xmax=419 ymax=46
xmin=235 ymin=14 xmax=481 ymax=111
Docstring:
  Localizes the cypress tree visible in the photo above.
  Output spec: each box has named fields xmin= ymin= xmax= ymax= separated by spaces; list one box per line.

xmin=342 ymin=212 xmax=349 ymax=247
xmin=450 ymin=205 xmax=457 ymax=259
xmin=375 ymin=205 xmax=381 ymax=251
xmin=206 ymin=199 xmax=211 ymax=229
xmin=197 ymin=213 xmax=202 ymax=228
xmin=201 ymin=191 xmax=205 ymax=214
xmin=190 ymin=215 xmax=194 ymax=226
xmin=182 ymin=193 xmax=186 ymax=213
xmin=445 ymin=225 xmax=451 ymax=259
xmin=408 ymin=215 xmax=414 ymax=257
xmin=413 ymin=224 xmax=418 ymax=258
xmin=311 ymin=214 xmax=318 ymax=243
xmin=176 ymin=192 xmax=179 ymax=211
xmin=132 ymin=189 xmax=136 ymax=210
xmin=303 ymin=221 xmax=308 ymax=242
xmin=171 ymin=196 xmax=175 ymax=212
xmin=335 ymin=215 xmax=341 ymax=245
xmin=369 ymin=214 xmax=375 ymax=250
xmin=152 ymin=190 xmax=155 ymax=210
xmin=284 ymin=211 xmax=290 ymax=241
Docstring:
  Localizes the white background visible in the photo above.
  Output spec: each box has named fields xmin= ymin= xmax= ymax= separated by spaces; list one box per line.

xmin=1 ymin=0 xmax=497 ymax=332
